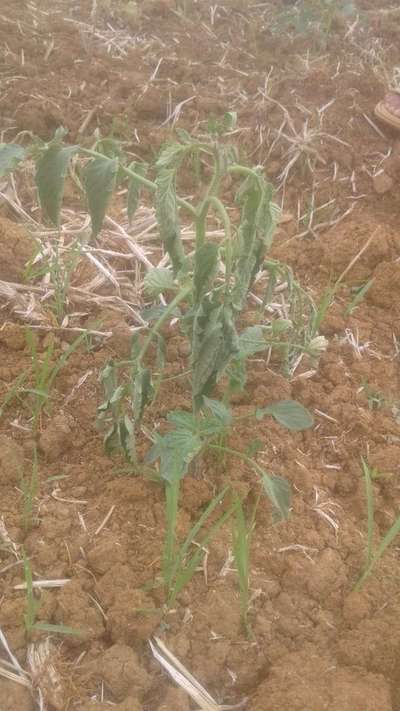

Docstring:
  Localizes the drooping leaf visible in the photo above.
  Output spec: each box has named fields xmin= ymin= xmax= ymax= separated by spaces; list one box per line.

xmin=226 ymin=357 xmax=247 ymax=393
xmin=261 ymin=473 xmax=291 ymax=522
xmin=35 ymin=144 xmax=78 ymax=226
xmin=83 ymin=156 xmax=119 ymax=237
xmin=127 ymin=161 xmax=148 ymax=224
xmin=120 ymin=415 xmax=136 ymax=462
xmin=0 ymin=143 xmax=26 ymax=177
xmin=256 ymin=400 xmax=314 ymax=431
xmin=256 ymin=183 xmax=279 ymax=249
xmin=192 ymin=323 xmax=222 ymax=399
xmin=232 ymin=177 xmax=262 ymax=311
xmin=133 ymin=368 xmax=154 ymax=426
xmin=143 ymin=268 xmax=175 ymax=296
xmin=193 ymin=242 xmax=219 ymax=302
xmin=216 ymin=306 xmax=240 ymax=377
xmin=155 ymin=168 xmax=185 ymax=274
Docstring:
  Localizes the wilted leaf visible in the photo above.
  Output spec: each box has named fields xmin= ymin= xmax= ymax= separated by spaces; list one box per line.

xmin=127 ymin=161 xmax=148 ymax=224
xmin=261 ymin=473 xmax=291 ymax=522
xmin=156 ymin=143 xmax=187 ymax=170
xmin=193 ymin=242 xmax=219 ymax=301
xmin=155 ymin=168 xmax=185 ymax=274
xmin=36 ymin=144 xmax=78 ymax=225
xmin=0 ymin=143 xmax=26 ymax=178
xmin=192 ymin=324 xmax=222 ymax=398
xmin=143 ymin=268 xmax=175 ymax=295
xmin=120 ymin=415 xmax=136 ymax=462
xmin=83 ymin=156 xmax=119 ymax=237
xmin=256 ymin=400 xmax=314 ymax=431
xmin=133 ymin=368 xmax=154 ymax=425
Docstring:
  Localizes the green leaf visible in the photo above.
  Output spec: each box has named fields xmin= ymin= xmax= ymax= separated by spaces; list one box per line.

xmin=140 ymin=304 xmax=181 ymax=323
xmin=167 ymin=411 xmax=197 ymax=431
xmin=192 ymin=323 xmax=222 ymax=398
xmin=202 ymin=397 xmax=232 ymax=425
xmin=127 ymin=161 xmax=148 ymax=224
xmin=143 ymin=268 xmax=175 ymax=296
xmin=83 ymin=156 xmax=119 ymax=237
xmin=156 ymin=143 xmax=187 ymax=170
xmin=34 ymin=622 xmax=83 ymax=636
xmin=261 ymin=473 xmax=291 ymax=522
xmin=0 ymin=143 xmax=26 ymax=177
xmin=226 ymin=357 xmax=247 ymax=393
xmin=237 ymin=326 xmax=267 ymax=357
xmin=174 ymin=128 xmax=194 ymax=144
xmin=193 ymin=242 xmax=219 ymax=302
xmin=155 ymin=168 xmax=185 ymax=274
xmin=36 ymin=144 xmax=78 ymax=226
xmin=256 ymin=400 xmax=314 ymax=431
xmin=222 ymin=111 xmax=237 ymax=131
xmin=145 ymin=429 xmax=202 ymax=482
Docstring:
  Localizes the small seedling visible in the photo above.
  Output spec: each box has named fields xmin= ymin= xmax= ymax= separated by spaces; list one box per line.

xmin=163 ymin=483 xmax=235 ymax=607
xmin=360 ymin=380 xmax=386 ymax=411
xmin=21 ymin=447 xmax=39 ymax=533
xmin=232 ymin=494 xmax=259 ymax=637
xmin=22 ymin=555 xmax=81 ymax=640
xmin=345 ymin=279 xmax=374 ymax=316
xmin=23 ymin=329 xmax=88 ymax=434
xmin=355 ymin=457 xmax=400 ymax=590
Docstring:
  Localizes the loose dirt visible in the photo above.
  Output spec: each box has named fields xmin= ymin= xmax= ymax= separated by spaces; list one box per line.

xmin=1 ymin=1 xmax=400 ymax=710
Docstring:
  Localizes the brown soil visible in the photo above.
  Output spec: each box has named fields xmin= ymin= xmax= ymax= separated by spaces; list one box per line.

xmin=1 ymin=1 xmax=400 ymax=710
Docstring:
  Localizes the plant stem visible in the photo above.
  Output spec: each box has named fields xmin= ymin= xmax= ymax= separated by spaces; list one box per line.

xmin=195 ymin=144 xmax=222 ymax=249
xmin=228 ymin=164 xmax=263 ymax=181
xmin=208 ymin=442 xmax=265 ymax=479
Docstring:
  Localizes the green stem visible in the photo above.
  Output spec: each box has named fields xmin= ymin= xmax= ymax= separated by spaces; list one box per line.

xmin=138 ymin=285 xmax=191 ymax=365
xmin=228 ymin=164 xmax=262 ymax=181
xmin=195 ymin=145 xmax=222 ymax=249
xmin=208 ymin=442 xmax=265 ymax=479
xmin=79 ymin=147 xmax=196 ymax=219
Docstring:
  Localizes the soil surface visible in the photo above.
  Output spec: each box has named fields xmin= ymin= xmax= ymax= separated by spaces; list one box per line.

xmin=1 ymin=1 xmax=400 ymax=710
